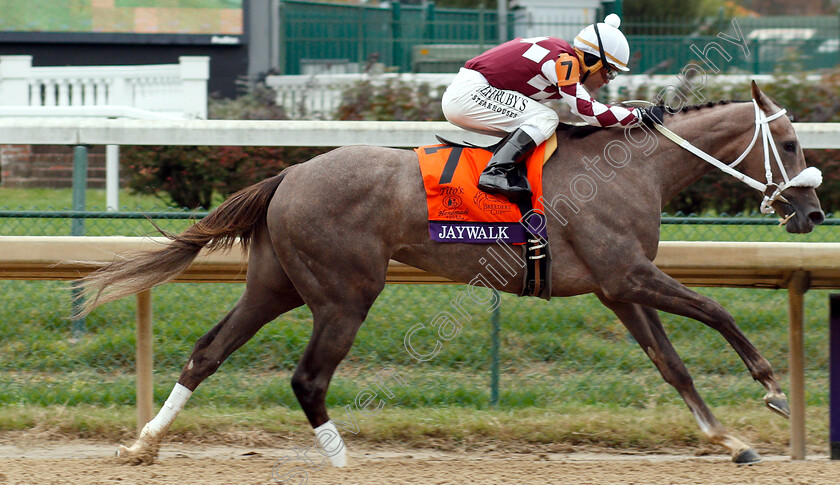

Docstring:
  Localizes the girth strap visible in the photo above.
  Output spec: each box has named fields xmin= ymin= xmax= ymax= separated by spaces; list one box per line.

xmin=515 ymin=194 xmax=551 ymax=300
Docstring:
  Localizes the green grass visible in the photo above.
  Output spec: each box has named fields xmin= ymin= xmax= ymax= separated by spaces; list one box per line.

xmin=0 ymin=367 xmax=829 ymax=410
xmin=0 ymin=187 xmax=162 ymax=211
xmin=0 ymin=187 xmax=207 ymax=236
xmin=660 ymin=220 xmax=840 ymax=242
xmin=0 ymin=283 xmax=829 ymax=375
xmin=0 ymin=187 xmax=837 ymax=451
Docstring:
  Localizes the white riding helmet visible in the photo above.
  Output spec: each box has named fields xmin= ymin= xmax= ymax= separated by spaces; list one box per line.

xmin=574 ymin=13 xmax=630 ymax=72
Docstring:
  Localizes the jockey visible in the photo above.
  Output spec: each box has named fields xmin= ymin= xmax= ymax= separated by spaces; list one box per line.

xmin=441 ymin=14 xmax=660 ymax=201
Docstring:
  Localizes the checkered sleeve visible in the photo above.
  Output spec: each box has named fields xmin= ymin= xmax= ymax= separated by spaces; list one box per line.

xmin=559 ymin=83 xmax=641 ymax=127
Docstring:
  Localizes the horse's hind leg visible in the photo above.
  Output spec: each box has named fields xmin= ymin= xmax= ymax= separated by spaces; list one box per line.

xmin=596 ymin=294 xmax=762 ymax=464
xmin=116 ymin=228 xmax=304 ymax=465
xmin=276 ymin=248 xmax=388 ymax=468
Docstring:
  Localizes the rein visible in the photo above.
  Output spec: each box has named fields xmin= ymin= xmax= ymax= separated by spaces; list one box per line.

xmin=630 ymin=99 xmax=823 ymax=215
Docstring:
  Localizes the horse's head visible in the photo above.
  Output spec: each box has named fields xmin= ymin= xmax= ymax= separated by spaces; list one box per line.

xmin=737 ymin=81 xmax=825 ymax=233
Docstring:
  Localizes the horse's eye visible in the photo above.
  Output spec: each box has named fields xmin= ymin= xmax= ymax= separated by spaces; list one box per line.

xmin=783 ymin=141 xmax=797 ymax=153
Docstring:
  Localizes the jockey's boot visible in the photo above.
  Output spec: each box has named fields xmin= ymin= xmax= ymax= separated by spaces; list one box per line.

xmin=478 ymin=128 xmax=537 ymax=201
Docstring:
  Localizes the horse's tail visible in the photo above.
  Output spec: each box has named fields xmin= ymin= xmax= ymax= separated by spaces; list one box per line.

xmin=76 ymin=169 xmax=290 ymax=317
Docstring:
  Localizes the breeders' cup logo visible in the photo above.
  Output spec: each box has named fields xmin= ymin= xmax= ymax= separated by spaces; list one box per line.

xmin=473 ymin=192 xmax=513 ymax=215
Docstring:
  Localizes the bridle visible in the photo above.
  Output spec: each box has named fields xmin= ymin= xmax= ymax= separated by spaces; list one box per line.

xmin=636 ymin=99 xmax=823 ymax=215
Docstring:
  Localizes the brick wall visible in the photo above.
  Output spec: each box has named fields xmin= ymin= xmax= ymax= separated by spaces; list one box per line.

xmin=1 ymin=145 xmax=107 ymax=188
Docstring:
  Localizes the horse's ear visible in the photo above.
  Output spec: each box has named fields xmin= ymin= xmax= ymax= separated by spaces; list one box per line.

xmin=750 ymin=80 xmax=774 ymax=112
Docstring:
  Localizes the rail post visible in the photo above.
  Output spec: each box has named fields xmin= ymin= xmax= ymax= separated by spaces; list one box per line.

xmin=70 ymin=145 xmax=88 ymax=338
xmin=136 ymin=289 xmax=154 ymax=433
xmin=105 ymin=145 xmax=119 ymax=211
xmin=71 ymin=145 xmax=88 ymax=236
xmin=490 ymin=290 xmax=500 ymax=406
xmin=830 ymin=294 xmax=840 ymax=459
xmin=391 ymin=2 xmax=403 ymax=72
xmin=424 ymin=1 xmax=435 ymax=44
xmin=788 ymin=270 xmax=809 ymax=460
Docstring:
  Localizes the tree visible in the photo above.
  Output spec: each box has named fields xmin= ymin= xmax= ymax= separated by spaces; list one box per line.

xmin=121 ymin=84 xmax=329 ymax=209
xmin=736 ymin=0 xmax=837 ymax=15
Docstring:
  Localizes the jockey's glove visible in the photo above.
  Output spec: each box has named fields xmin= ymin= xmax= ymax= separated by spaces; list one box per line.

xmin=640 ymin=105 xmax=665 ymax=126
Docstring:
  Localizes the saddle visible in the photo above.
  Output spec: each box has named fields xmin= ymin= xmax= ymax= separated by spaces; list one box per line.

xmin=415 ymin=134 xmax=557 ymax=300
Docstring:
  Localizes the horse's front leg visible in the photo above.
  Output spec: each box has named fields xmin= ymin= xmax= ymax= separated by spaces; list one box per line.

xmin=598 ymin=258 xmax=789 ymax=418
xmin=596 ymin=293 xmax=761 ymax=463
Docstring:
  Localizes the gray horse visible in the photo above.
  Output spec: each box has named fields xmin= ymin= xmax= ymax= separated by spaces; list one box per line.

xmin=79 ymin=82 xmax=823 ymax=465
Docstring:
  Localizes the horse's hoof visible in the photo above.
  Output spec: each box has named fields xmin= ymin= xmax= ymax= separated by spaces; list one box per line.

xmin=765 ymin=394 xmax=791 ymax=419
xmin=114 ymin=444 xmax=158 ymax=465
xmin=733 ymin=448 xmax=762 ymax=465
xmin=115 ymin=445 xmax=140 ymax=465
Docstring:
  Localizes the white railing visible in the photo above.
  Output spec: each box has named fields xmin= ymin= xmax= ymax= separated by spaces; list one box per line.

xmin=266 ymin=73 xmax=456 ymax=119
xmin=266 ymin=73 xmax=823 ymax=120
xmin=0 ymin=118 xmax=835 ymax=148
xmin=0 ymin=56 xmax=211 ymax=210
xmin=601 ymin=73 xmax=824 ymax=101
xmin=0 ymin=55 xmax=209 ymax=119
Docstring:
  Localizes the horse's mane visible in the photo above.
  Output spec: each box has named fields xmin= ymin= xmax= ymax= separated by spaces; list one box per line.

xmin=558 ymin=123 xmax=602 ymax=138
xmin=558 ymin=99 xmax=751 ymax=139
xmin=664 ymin=99 xmax=750 ymax=113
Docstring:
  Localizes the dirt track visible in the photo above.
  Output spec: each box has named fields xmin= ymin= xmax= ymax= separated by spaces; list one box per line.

xmin=1 ymin=440 xmax=839 ymax=485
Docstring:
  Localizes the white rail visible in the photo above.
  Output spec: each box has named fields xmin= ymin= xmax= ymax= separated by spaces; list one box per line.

xmin=0 ymin=118 xmax=835 ymax=148
xmin=0 ymin=118 xmax=833 ymax=214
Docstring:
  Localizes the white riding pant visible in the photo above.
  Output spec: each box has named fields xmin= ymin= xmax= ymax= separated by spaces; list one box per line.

xmin=441 ymin=68 xmax=559 ymax=145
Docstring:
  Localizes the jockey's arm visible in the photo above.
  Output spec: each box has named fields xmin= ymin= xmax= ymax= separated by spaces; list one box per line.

xmin=550 ymin=53 xmax=641 ymax=128
xmin=558 ymin=83 xmax=640 ymax=127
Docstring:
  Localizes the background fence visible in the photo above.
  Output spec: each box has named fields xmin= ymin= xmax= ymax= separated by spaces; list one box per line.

xmin=278 ymin=1 xmax=840 ymax=75
xmin=280 ymin=1 xmax=509 ymax=75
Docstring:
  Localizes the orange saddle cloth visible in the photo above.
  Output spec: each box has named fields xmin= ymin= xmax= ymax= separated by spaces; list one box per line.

xmin=415 ymin=141 xmax=548 ymax=244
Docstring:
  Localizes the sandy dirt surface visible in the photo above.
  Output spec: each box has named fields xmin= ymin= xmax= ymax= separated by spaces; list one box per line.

xmin=1 ymin=439 xmax=839 ymax=485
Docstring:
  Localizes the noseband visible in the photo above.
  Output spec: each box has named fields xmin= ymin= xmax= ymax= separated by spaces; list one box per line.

xmin=642 ymin=99 xmax=823 ymax=215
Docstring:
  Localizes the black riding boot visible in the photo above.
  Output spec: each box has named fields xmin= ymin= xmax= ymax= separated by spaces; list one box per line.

xmin=478 ymin=128 xmax=538 ymax=201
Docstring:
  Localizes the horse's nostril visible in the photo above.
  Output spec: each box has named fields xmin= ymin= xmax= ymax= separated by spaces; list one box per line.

xmin=809 ymin=210 xmax=825 ymax=225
